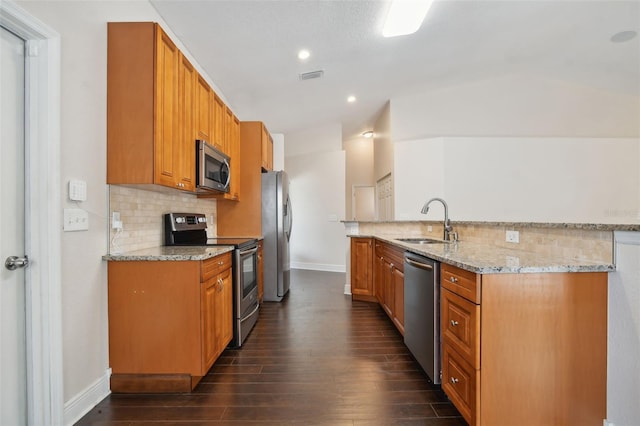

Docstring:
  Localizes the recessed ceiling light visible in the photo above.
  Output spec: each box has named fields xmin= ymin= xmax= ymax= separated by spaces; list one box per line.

xmin=383 ymin=0 xmax=434 ymax=38
xmin=610 ymin=30 xmax=638 ymax=43
xmin=298 ymin=49 xmax=310 ymax=60
xmin=362 ymin=131 xmax=374 ymax=138
xmin=347 ymin=95 xmax=357 ymax=103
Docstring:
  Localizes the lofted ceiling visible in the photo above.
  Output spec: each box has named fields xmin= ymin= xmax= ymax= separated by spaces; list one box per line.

xmin=149 ymin=0 xmax=640 ymax=140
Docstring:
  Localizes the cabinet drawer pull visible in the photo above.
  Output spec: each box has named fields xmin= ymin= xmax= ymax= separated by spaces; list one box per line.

xmin=219 ymin=261 xmax=224 ymax=265
xmin=450 ymin=377 xmax=459 ymax=384
xmin=450 ymin=320 xmax=459 ymax=326
xmin=449 ymin=276 xmax=458 ymax=283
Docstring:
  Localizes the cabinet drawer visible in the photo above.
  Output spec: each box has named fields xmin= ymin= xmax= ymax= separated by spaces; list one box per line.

xmin=201 ymin=252 xmax=232 ymax=282
xmin=441 ymin=263 xmax=480 ymax=303
xmin=442 ymin=342 xmax=478 ymax=426
xmin=442 ymin=288 xmax=480 ymax=367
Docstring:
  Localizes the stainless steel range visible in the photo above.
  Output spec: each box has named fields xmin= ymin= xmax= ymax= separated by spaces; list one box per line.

xmin=164 ymin=213 xmax=259 ymax=347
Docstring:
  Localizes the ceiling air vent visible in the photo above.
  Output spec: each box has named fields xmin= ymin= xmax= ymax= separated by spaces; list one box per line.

xmin=299 ymin=70 xmax=324 ymax=81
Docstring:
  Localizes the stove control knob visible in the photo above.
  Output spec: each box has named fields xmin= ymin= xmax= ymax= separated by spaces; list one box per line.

xmin=198 ymin=217 xmax=206 ymax=223
xmin=175 ymin=217 xmax=185 ymax=224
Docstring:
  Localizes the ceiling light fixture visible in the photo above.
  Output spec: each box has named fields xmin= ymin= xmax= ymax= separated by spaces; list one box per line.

xmin=382 ymin=0 xmax=434 ymax=38
xmin=610 ymin=30 xmax=637 ymax=43
xmin=347 ymin=95 xmax=357 ymax=103
xmin=362 ymin=131 xmax=374 ymax=138
xmin=298 ymin=49 xmax=310 ymax=60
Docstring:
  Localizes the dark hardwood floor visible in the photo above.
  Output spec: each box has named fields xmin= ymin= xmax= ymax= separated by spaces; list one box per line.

xmin=77 ymin=269 xmax=464 ymax=425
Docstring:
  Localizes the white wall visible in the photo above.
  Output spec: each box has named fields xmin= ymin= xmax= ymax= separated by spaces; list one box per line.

xmin=272 ymin=133 xmax=285 ymax=172
xmin=607 ymin=232 xmax=640 ymax=426
xmin=391 ymin=73 xmax=640 ymax=141
xmin=395 ymin=137 xmax=640 ymax=224
xmin=15 ymin=1 xmax=226 ymax=423
xmin=285 ymin=124 xmax=346 ymax=272
xmin=343 ymin=136 xmax=375 ymax=220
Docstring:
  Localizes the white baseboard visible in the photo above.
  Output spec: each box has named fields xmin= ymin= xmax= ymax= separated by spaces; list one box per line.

xmin=603 ymin=421 xmax=615 ymax=426
xmin=64 ymin=368 xmax=111 ymax=426
xmin=344 ymin=284 xmax=351 ymax=295
xmin=291 ymin=262 xmax=346 ymax=273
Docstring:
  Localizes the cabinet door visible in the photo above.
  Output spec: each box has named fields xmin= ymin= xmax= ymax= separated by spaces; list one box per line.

xmin=351 ymin=238 xmax=373 ymax=297
xmin=154 ymin=26 xmax=180 ymax=188
xmin=373 ymin=242 xmax=385 ymax=305
xmin=195 ymin=75 xmax=213 ymax=144
xmin=228 ymin=114 xmax=241 ymax=200
xmin=177 ymin=54 xmax=196 ymax=191
xmin=218 ymin=267 xmax=233 ymax=352
xmin=201 ymin=276 xmax=218 ymax=374
xmin=392 ymin=267 xmax=404 ymax=335
xmin=261 ymin=125 xmax=273 ymax=171
xmin=382 ymin=258 xmax=394 ymax=318
xmin=212 ymin=94 xmax=225 ymax=152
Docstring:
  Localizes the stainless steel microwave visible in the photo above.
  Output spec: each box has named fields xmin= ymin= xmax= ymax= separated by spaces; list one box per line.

xmin=196 ymin=140 xmax=230 ymax=193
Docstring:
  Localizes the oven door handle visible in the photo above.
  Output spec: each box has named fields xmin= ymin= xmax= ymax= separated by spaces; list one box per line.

xmin=240 ymin=302 xmax=260 ymax=321
xmin=239 ymin=247 xmax=258 ymax=257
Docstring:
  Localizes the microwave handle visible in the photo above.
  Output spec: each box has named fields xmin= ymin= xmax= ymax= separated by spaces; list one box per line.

xmin=222 ymin=158 xmax=231 ymax=188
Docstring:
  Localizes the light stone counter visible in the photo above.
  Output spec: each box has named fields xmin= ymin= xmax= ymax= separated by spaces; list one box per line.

xmin=103 ymin=245 xmax=234 ymax=262
xmin=357 ymin=235 xmax=615 ymax=274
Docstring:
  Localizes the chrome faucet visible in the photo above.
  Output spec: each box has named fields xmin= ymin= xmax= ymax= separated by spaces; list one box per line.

xmin=421 ymin=197 xmax=457 ymax=242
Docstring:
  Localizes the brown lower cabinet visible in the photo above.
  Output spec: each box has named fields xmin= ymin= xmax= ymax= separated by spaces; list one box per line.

xmin=107 ymin=252 xmax=233 ymax=392
xmin=441 ymin=263 xmax=608 ymax=426
xmin=350 ymin=237 xmax=608 ymax=426
xmin=350 ymin=237 xmax=404 ymax=335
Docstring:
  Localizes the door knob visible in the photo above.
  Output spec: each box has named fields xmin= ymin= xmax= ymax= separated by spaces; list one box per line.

xmin=5 ymin=255 xmax=29 ymax=271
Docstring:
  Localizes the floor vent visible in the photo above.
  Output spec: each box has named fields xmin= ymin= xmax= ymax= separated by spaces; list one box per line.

xmin=299 ymin=70 xmax=324 ymax=81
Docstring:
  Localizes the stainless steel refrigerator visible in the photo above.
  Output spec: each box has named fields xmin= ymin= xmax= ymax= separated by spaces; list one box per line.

xmin=261 ymin=171 xmax=292 ymax=301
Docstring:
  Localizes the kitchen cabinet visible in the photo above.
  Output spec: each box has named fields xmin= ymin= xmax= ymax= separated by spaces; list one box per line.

xmin=212 ymin=93 xmax=225 ymax=152
xmin=441 ymin=263 xmax=607 ymax=426
xmin=346 ymin=239 xmax=406 ymax=334
xmin=107 ymin=252 xmax=233 ymax=393
xmin=261 ymin=125 xmax=274 ymax=171
xmin=216 ymin=121 xmax=271 ymax=237
xmin=107 ymin=22 xmax=195 ymax=192
xmin=350 ymin=237 xmax=375 ymax=302
xmin=195 ymin=74 xmax=213 ymax=145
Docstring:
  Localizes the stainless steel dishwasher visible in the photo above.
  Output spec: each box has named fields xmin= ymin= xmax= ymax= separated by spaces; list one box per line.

xmin=404 ymin=251 xmax=441 ymax=384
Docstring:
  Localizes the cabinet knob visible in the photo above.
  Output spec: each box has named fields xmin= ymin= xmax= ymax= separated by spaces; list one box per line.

xmin=219 ymin=261 xmax=224 ymax=265
xmin=450 ymin=320 xmax=459 ymax=326
xmin=449 ymin=276 xmax=458 ymax=283
xmin=450 ymin=377 xmax=459 ymax=384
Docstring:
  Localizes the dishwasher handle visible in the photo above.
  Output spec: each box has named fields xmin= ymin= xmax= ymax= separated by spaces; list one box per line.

xmin=405 ymin=257 xmax=434 ymax=271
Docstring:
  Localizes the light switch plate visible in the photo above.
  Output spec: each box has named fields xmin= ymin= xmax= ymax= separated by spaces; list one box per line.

xmin=506 ymin=230 xmax=520 ymax=243
xmin=69 ymin=179 xmax=87 ymax=201
xmin=64 ymin=208 xmax=89 ymax=231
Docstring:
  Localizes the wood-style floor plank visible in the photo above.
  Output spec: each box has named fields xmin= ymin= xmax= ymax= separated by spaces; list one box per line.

xmin=76 ymin=269 xmax=464 ymax=425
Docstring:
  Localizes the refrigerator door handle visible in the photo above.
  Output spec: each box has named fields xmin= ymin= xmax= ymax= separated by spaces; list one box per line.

xmin=285 ymin=194 xmax=293 ymax=241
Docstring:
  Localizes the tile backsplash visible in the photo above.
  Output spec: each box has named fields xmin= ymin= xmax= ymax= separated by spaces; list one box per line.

xmin=108 ymin=185 xmax=217 ymax=254
xmin=356 ymin=220 xmax=613 ymax=263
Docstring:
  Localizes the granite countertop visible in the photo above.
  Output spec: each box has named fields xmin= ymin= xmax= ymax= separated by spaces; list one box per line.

xmin=103 ymin=245 xmax=234 ymax=262
xmin=355 ymin=235 xmax=615 ymax=274
xmin=343 ymin=220 xmax=640 ymax=232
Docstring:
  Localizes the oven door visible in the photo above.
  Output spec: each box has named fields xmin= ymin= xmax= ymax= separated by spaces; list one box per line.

xmin=197 ymin=140 xmax=230 ymax=193
xmin=237 ymin=245 xmax=259 ymax=316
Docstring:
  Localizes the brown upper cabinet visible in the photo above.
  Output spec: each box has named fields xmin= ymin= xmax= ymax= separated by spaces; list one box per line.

xmin=107 ymin=22 xmax=196 ymax=191
xmin=195 ymin=74 xmax=213 ymax=145
xmin=212 ymin=94 xmax=225 ymax=152
xmin=261 ymin=125 xmax=274 ymax=171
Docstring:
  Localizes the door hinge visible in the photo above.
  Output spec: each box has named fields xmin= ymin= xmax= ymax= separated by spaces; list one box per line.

xmin=26 ymin=40 xmax=38 ymax=57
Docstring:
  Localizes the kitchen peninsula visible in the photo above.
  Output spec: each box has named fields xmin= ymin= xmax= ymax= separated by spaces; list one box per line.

xmin=347 ymin=219 xmax=635 ymax=426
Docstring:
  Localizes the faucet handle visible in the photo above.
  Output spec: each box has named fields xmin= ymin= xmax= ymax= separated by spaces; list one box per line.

xmin=448 ymin=231 xmax=459 ymax=242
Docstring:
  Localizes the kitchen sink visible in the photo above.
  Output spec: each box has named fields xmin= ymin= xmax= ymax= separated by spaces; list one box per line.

xmin=396 ymin=237 xmax=451 ymax=244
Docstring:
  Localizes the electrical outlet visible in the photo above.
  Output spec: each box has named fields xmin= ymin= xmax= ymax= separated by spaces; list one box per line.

xmin=506 ymin=230 xmax=519 ymax=243
xmin=112 ymin=212 xmax=123 ymax=230
xmin=427 ymin=225 xmax=433 ymax=232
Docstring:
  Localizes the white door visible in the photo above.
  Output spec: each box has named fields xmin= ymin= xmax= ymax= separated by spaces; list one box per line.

xmin=1 ymin=26 xmax=28 ymax=425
